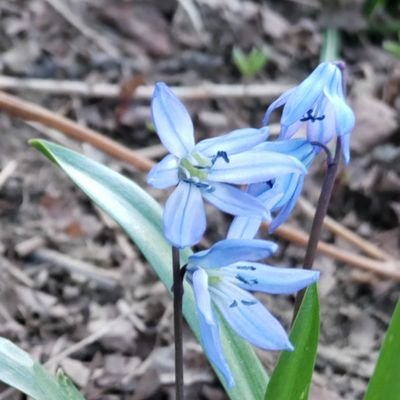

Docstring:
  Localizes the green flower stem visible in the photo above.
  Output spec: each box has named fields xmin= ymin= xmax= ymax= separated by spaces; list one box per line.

xmin=172 ymin=247 xmax=184 ymax=400
xmin=292 ymin=139 xmax=341 ymax=322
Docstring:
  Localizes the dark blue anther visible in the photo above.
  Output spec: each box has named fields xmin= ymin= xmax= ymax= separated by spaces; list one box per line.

xmin=236 ymin=274 xmax=258 ymax=286
xmin=181 ymin=179 xmax=215 ymax=193
xmin=265 ymin=179 xmax=274 ymax=189
xmin=229 ymin=300 xmax=238 ymax=308
xmin=236 ymin=265 xmax=257 ymax=271
xmin=241 ymin=300 xmax=257 ymax=306
xmin=300 ymin=109 xmax=325 ymax=123
xmin=211 ymin=151 xmax=230 ymax=165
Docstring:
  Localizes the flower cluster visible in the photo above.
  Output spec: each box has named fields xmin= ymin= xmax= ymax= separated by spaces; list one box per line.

xmin=147 ymin=62 xmax=354 ymax=387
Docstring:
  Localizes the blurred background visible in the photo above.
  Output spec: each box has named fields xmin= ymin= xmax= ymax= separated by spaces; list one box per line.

xmin=0 ymin=0 xmax=399 ymax=399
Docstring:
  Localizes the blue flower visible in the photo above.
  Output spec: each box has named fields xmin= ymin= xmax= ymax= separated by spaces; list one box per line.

xmin=147 ymin=82 xmax=307 ymax=248
xmin=228 ymin=139 xmax=316 ymax=239
xmin=263 ymin=62 xmax=355 ymax=163
xmin=186 ymin=239 xmax=320 ymax=387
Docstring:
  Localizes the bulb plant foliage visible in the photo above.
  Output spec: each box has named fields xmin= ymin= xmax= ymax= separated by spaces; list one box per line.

xmin=2 ymin=60 xmax=398 ymax=400
xmin=147 ymin=61 xmax=355 ymax=388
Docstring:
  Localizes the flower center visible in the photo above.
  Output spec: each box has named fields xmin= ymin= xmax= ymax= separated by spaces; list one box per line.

xmin=208 ymin=275 xmax=222 ymax=286
xmin=179 ymin=151 xmax=210 ymax=182
xmin=178 ymin=150 xmax=230 ymax=191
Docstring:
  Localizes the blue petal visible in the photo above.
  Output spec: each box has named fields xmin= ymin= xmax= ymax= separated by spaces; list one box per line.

xmin=208 ymin=151 xmax=307 ymax=185
xmin=269 ymin=174 xmax=304 ymax=232
xmin=271 ymin=174 xmax=299 ymax=210
xmin=281 ymin=63 xmax=338 ymax=127
xmin=324 ymin=85 xmax=355 ymax=138
xmin=227 ymin=183 xmax=282 ymax=239
xmin=189 ymin=239 xmax=278 ymax=269
xmin=253 ymin=182 xmax=284 ymax=206
xmin=254 ymin=139 xmax=316 ymax=163
xmin=306 ymin=100 xmax=336 ymax=144
xmin=195 ymin=127 xmax=269 ymax=157
xmin=227 ymin=215 xmax=264 ymax=240
xmin=197 ymin=305 xmax=235 ymax=388
xmin=163 ymin=182 xmax=206 ymax=248
xmin=210 ymin=282 xmax=293 ymax=351
xmin=147 ymin=154 xmax=179 ymax=189
xmin=340 ymin=133 xmax=351 ymax=164
xmin=262 ymin=87 xmax=296 ymax=125
xmin=280 ymin=120 xmax=304 ymax=140
xmin=222 ymin=262 xmax=320 ymax=294
xmin=192 ymin=268 xmax=215 ymax=325
xmin=188 ymin=268 xmax=234 ymax=387
xmin=151 ymin=82 xmax=195 ymax=157
xmin=202 ymin=182 xmax=267 ymax=217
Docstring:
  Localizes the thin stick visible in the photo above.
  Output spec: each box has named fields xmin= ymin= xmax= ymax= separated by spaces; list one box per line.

xmin=269 ymin=224 xmax=400 ymax=281
xmin=0 ymin=90 xmax=154 ymax=172
xmin=292 ymin=139 xmax=341 ymax=321
xmin=297 ymin=197 xmax=393 ymax=261
xmin=0 ymin=75 xmax=291 ymax=100
xmin=172 ymin=247 xmax=184 ymax=400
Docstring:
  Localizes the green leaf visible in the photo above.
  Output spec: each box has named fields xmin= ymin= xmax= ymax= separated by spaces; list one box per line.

xmin=363 ymin=0 xmax=385 ymax=16
xmin=57 ymin=370 xmax=86 ymax=400
xmin=31 ymin=139 xmax=269 ymax=400
xmin=364 ymin=298 xmax=400 ymax=400
xmin=232 ymin=47 xmax=268 ymax=78
xmin=0 ymin=337 xmax=84 ymax=400
xmin=383 ymin=40 xmax=400 ymax=58
xmin=264 ymin=283 xmax=320 ymax=400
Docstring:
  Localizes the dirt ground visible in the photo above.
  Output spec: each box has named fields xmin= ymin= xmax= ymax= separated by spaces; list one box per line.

xmin=0 ymin=1 xmax=399 ymax=399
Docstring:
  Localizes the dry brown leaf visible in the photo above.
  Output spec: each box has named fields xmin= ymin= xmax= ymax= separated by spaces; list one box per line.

xmin=350 ymin=95 xmax=397 ymax=154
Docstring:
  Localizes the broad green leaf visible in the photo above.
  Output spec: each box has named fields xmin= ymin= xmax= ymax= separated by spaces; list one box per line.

xmin=31 ymin=139 xmax=269 ymax=400
xmin=364 ymin=298 xmax=400 ymax=400
xmin=264 ymin=283 xmax=320 ymax=400
xmin=0 ymin=337 xmax=84 ymax=400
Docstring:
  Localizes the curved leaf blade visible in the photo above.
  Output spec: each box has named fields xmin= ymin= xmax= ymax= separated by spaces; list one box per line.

xmin=31 ymin=139 xmax=269 ymax=400
xmin=364 ymin=299 xmax=400 ymax=400
xmin=264 ymin=283 xmax=320 ymax=400
xmin=0 ymin=337 xmax=84 ymax=400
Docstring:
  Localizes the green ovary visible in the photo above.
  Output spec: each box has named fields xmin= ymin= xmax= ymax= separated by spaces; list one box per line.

xmin=208 ymin=275 xmax=222 ymax=286
xmin=179 ymin=152 xmax=210 ymax=181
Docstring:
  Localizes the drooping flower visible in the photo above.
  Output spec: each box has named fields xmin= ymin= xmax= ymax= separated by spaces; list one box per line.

xmin=263 ymin=61 xmax=355 ymax=163
xmin=147 ymin=82 xmax=307 ymax=248
xmin=186 ymin=239 xmax=320 ymax=387
xmin=228 ymin=139 xmax=316 ymax=239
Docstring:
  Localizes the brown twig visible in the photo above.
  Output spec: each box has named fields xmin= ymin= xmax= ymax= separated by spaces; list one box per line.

xmin=297 ymin=197 xmax=393 ymax=262
xmin=0 ymin=90 xmax=154 ymax=172
xmin=0 ymin=75 xmax=292 ymax=100
xmin=0 ymin=90 xmax=397 ymax=280
xmin=268 ymin=223 xmax=400 ymax=281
